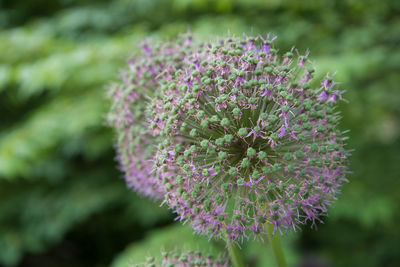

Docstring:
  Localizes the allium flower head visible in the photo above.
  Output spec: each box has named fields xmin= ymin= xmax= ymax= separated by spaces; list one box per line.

xmin=133 ymin=251 xmax=229 ymax=267
xmin=108 ymin=34 xmax=194 ymax=199
xmin=152 ymin=34 xmax=349 ymax=242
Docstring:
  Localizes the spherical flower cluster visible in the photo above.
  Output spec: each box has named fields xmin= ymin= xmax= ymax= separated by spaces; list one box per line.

xmin=108 ymin=34 xmax=194 ymax=199
xmin=132 ymin=251 xmax=229 ymax=267
xmin=151 ymin=35 xmax=349 ymax=242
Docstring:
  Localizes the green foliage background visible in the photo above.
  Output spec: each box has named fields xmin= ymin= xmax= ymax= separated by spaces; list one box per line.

xmin=0 ymin=0 xmax=399 ymax=266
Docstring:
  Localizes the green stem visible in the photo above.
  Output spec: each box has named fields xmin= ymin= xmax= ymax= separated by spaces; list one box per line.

xmin=228 ymin=241 xmax=245 ymax=267
xmin=265 ymin=223 xmax=288 ymax=267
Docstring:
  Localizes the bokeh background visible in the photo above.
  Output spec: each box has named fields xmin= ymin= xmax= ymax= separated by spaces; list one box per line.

xmin=0 ymin=0 xmax=399 ymax=266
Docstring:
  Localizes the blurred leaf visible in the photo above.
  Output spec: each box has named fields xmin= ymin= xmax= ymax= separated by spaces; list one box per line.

xmin=111 ymin=224 xmax=224 ymax=267
xmin=0 ymin=90 xmax=104 ymax=178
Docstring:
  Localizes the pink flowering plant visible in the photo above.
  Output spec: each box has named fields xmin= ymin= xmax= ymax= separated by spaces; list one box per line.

xmin=108 ymin=33 xmax=349 ymax=267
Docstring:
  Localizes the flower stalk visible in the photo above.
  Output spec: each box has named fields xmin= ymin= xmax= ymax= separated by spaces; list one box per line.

xmin=228 ymin=242 xmax=245 ymax=267
xmin=266 ymin=223 xmax=287 ymax=267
